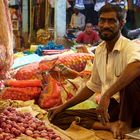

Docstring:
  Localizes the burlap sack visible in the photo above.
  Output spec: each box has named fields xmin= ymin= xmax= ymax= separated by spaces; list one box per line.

xmin=65 ymin=122 xmax=101 ymax=140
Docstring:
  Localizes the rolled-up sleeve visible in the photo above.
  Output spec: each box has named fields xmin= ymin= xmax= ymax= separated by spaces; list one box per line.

xmin=86 ymin=58 xmax=101 ymax=93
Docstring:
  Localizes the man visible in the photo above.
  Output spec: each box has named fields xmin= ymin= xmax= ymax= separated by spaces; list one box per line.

xmin=70 ymin=6 xmax=85 ymax=30
xmin=48 ymin=4 xmax=140 ymax=139
xmin=83 ymin=0 xmax=96 ymax=25
xmin=75 ymin=23 xmax=100 ymax=45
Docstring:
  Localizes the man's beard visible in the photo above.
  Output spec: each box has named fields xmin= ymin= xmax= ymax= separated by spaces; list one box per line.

xmin=99 ymin=30 xmax=119 ymax=41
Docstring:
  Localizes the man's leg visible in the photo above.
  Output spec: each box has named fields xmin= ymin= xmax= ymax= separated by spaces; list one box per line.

xmin=92 ymin=98 xmax=120 ymax=137
xmin=51 ymin=98 xmax=120 ymax=130
xmin=116 ymin=77 xmax=140 ymax=138
xmin=51 ymin=108 xmax=98 ymax=130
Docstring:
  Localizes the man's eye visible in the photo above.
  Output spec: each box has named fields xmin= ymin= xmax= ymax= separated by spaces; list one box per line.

xmin=109 ymin=19 xmax=116 ymax=24
xmin=99 ymin=19 xmax=105 ymax=23
xmin=99 ymin=18 xmax=116 ymax=24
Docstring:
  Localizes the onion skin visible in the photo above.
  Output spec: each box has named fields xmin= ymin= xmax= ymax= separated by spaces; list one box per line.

xmin=0 ymin=107 xmax=62 ymax=139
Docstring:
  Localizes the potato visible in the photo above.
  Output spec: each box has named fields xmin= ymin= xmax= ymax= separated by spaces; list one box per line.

xmin=37 ymin=126 xmax=44 ymax=131
xmin=33 ymin=130 xmax=40 ymax=134
xmin=30 ymin=123 xmax=36 ymax=129
xmin=6 ymin=124 xmax=12 ymax=129
xmin=0 ymin=128 xmax=3 ymax=133
xmin=19 ymin=126 xmax=25 ymax=133
xmin=55 ymin=136 xmax=61 ymax=140
xmin=40 ymin=132 xmax=47 ymax=137
xmin=14 ymin=129 xmax=21 ymax=136
xmin=1 ymin=122 xmax=7 ymax=128
xmin=25 ymin=129 xmax=33 ymax=136
xmin=0 ymin=134 xmax=4 ymax=140
xmin=32 ymin=133 xmax=40 ymax=138
xmin=0 ymin=107 xmax=62 ymax=140
xmin=4 ymin=128 xmax=10 ymax=133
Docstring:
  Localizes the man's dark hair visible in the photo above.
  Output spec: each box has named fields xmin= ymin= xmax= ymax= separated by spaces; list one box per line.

xmin=98 ymin=3 xmax=126 ymax=22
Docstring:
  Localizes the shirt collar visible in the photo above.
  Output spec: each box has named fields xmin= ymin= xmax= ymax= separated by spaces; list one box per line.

xmin=100 ymin=35 xmax=124 ymax=52
xmin=112 ymin=35 xmax=123 ymax=52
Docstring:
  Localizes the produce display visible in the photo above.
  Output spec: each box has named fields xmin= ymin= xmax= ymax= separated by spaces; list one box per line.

xmin=0 ymin=79 xmax=42 ymax=101
xmin=0 ymin=1 xmax=97 ymax=139
xmin=0 ymin=52 xmax=94 ymax=108
xmin=39 ymin=75 xmax=62 ymax=109
xmin=14 ymin=53 xmax=94 ymax=81
xmin=0 ymin=87 xmax=41 ymax=101
xmin=14 ymin=63 xmax=41 ymax=80
xmin=0 ymin=52 xmax=94 ymax=106
xmin=0 ymin=100 xmax=46 ymax=119
xmin=0 ymin=107 xmax=61 ymax=140
xmin=56 ymin=53 xmax=94 ymax=72
xmin=5 ymin=79 xmax=42 ymax=88
xmin=39 ymin=53 xmax=94 ymax=72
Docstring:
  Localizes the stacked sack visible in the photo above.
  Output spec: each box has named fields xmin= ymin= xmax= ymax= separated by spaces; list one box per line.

xmin=38 ymin=53 xmax=94 ymax=108
xmin=39 ymin=53 xmax=94 ymax=72
xmin=14 ymin=62 xmax=41 ymax=80
xmin=4 ymin=53 xmax=94 ymax=109
xmin=38 ymin=74 xmax=62 ymax=109
xmin=0 ymin=79 xmax=42 ymax=101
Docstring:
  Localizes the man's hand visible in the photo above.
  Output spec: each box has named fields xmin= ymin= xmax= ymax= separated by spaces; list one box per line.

xmin=96 ymin=95 xmax=110 ymax=125
xmin=48 ymin=105 xmax=64 ymax=122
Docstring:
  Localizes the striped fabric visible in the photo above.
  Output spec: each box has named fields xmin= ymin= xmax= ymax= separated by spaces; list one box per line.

xmin=110 ymin=0 xmax=128 ymax=10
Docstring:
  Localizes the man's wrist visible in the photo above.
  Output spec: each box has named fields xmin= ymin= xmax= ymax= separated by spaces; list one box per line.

xmin=61 ymin=102 xmax=69 ymax=110
xmin=102 ymin=93 xmax=111 ymax=99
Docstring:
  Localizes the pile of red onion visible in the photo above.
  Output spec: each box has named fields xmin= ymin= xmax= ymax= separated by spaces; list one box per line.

xmin=0 ymin=107 xmax=61 ymax=140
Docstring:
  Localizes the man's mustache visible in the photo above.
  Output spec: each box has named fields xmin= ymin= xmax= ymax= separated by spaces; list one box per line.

xmin=100 ymin=29 xmax=113 ymax=33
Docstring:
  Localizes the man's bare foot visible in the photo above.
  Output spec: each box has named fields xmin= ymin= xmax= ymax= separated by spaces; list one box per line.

xmin=110 ymin=121 xmax=131 ymax=139
xmin=110 ymin=121 xmax=120 ymax=139
xmin=118 ymin=121 xmax=131 ymax=139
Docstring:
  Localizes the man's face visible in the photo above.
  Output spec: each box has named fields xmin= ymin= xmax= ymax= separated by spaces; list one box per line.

xmin=85 ymin=23 xmax=93 ymax=34
xmin=98 ymin=11 xmax=121 ymax=41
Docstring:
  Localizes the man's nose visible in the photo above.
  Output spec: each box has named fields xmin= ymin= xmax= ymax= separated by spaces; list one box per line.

xmin=102 ymin=20 xmax=110 ymax=28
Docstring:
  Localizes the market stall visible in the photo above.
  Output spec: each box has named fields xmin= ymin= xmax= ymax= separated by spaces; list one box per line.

xmin=0 ymin=32 xmax=99 ymax=140
xmin=0 ymin=51 xmax=116 ymax=139
xmin=0 ymin=1 xmax=98 ymax=139
xmin=1 ymin=1 xmax=140 ymax=140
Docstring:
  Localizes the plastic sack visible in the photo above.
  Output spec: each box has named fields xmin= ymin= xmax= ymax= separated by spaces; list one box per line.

xmin=39 ymin=53 xmax=94 ymax=72
xmin=0 ymin=87 xmax=41 ymax=101
xmin=68 ymin=100 xmax=97 ymax=110
xmin=14 ymin=62 xmax=41 ymax=80
xmin=38 ymin=74 xmax=62 ymax=109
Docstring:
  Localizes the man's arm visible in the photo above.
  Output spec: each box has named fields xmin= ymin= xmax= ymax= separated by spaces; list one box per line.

xmin=48 ymin=86 xmax=94 ymax=121
xmin=96 ymin=61 xmax=140 ymax=124
xmin=104 ymin=61 xmax=140 ymax=98
xmin=62 ymin=86 xmax=94 ymax=110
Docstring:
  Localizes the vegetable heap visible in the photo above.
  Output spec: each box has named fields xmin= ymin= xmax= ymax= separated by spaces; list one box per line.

xmin=0 ymin=107 xmax=61 ymax=140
